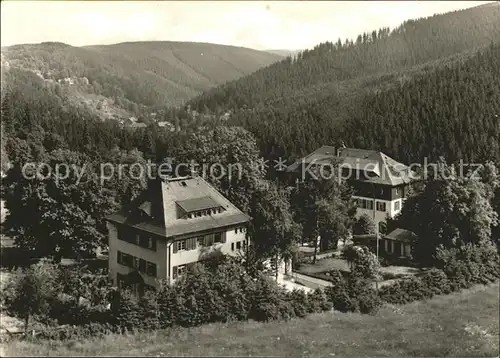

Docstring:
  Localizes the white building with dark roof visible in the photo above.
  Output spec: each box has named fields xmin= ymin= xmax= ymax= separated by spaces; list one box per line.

xmin=106 ymin=175 xmax=250 ymax=295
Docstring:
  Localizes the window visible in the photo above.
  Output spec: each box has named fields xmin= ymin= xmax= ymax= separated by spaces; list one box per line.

xmin=197 ymin=237 xmax=205 ymax=247
xmin=177 ymin=265 xmax=186 ymax=277
xmin=395 ymin=188 xmax=400 ymax=195
xmin=236 ymin=241 xmax=241 ymax=250
xmin=231 ymin=242 xmax=235 ymax=251
xmin=146 ymin=262 xmax=157 ymax=277
xmin=139 ymin=258 xmax=146 ymax=273
xmin=214 ymin=232 xmax=222 ymax=243
xmin=205 ymin=234 xmax=215 ymax=246
xmin=177 ymin=240 xmax=186 ymax=251
xmin=376 ymin=202 xmax=386 ymax=212
xmin=117 ymin=251 xmax=133 ymax=267
xmin=394 ymin=200 xmax=401 ymax=211
xmin=148 ymin=237 xmax=155 ymax=250
xmin=234 ymin=228 xmax=238 ymax=234
xmin=358 ymin=199 xmax=373 ymax=210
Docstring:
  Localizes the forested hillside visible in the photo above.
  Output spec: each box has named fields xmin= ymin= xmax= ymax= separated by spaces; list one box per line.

xmin=188 ymin=3 xmax=500 ymax=111
xmin=1 ymin=41 xmax=282 ymax=114
xmin=228 ymin=42 xmax=500 ymax=164
xmin=185 ymin=3 xmax=500 ymax=165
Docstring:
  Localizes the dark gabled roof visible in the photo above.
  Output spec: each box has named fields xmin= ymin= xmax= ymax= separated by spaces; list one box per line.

xmin=106 ymin=176 xmax=251 ymax=239
xmin=287 ymin=146 xmax=414 ymax=186
xmin=176 ymin=196 xmax=221 ymax=213
xmin=106 ymin=212 xmax=167 ymax=237
xmin=385 ymin=228 xmax=417 ymax=243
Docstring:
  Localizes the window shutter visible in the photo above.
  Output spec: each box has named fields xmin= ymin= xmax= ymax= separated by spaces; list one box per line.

xmin=221 ymin=232 xmax=226 ymax=243
xmin=173 ymin=241 xmax=178 ymax=253
xmin=172 ymin=266 xmax=178 ymax=279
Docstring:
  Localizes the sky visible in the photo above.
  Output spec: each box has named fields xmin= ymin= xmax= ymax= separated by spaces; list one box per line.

xmin=1 ymin=1 xmax=493 ymax=51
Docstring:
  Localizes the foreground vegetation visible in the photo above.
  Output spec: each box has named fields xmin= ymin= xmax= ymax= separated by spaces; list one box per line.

xmin=3 ymin=282 xmax=498 ymax=357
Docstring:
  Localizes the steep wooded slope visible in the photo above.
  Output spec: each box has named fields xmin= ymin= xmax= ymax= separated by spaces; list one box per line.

xmin=1 ymin=41 xmax=282 ymax=111
xmin=188 ymin=3 xmax=500 ymax=111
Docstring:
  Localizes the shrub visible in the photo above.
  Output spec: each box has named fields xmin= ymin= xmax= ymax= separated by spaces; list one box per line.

xmin=138 ymin=290 xmax=160 ymax=330
xmin=435 ymin=241 xmax=500 ymax=289
xmin=5 ymin=261 xmax=62 ymax=332
xmin=379 ymin=276 xmax=434 ymax=305
xmin=420 ymin=269 xmax=452 ymax=295
xmin=307 ymin=288 xmax=333 ymax=313
xmin=323 ymin=270 xmax=380 ymax=314
xmin=110 ymin=289 xmax=143 ymax=331
xmin=288 ymin=289 xmax=309 ymax=318
xmin=248 ymin=275 xmax=291 ymax=322
xmin=347 ymin=275 xmax=382 ymax=314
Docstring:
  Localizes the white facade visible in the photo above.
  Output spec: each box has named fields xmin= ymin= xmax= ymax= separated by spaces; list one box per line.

xmin=169 ymin=227 xmax=248 ymax=277
xmin=107 ymin=222 xmax=248 ymax=289
xmin=353 ymin=195 xmax=403 ymax=229
xmin=383 ymin=239 xmax=411 ymax=257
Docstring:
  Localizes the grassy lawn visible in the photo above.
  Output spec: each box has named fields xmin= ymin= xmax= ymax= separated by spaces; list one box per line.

xmin=298 ymin=257 xmax=350 ymax=275
xmin=2 ymin=282 xmax=498 ymax=357
xmin=297 ymin=257 xmax=423 ymax=287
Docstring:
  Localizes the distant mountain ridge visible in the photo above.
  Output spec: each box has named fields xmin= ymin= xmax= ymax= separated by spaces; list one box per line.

xmin=1 ymin=41 xmax=282 ymax=118
xmin=188 ymin=3 xmax=500 ymax=112
xmin=265 ymin=49 xmax=301 ymax=57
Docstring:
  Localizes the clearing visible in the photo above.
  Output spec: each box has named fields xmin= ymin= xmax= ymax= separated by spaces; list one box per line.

xmin=2 ymin=282 xmax=498 ymax=357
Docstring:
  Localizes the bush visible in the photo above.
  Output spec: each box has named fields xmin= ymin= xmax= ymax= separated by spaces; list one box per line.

xmin=419 ymin=269 xmax=452 ymax=295
xmin=248 ymin=275 xmax=291 ymax=322
xmin=288 ymin=289 xmax=309 ymax=318
xmin=5 ymin=261 xmax=62 ymax=332
xmin=307 ymin=288 xmax=333 ymax=313
xmin=323 ymin=270 xmax=380 ymax=314
xmin=138 ymin=290 xmax=160 ymax=330
xmin=347 ymin=275 xmax=382 ymax=314
xmin=379 ymin=276 xmax=434 ymax=305
xmin=435 ymin=241 xmax=500 ymax=289
xmin=110 ymin=289 xmax=143 ymax=331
